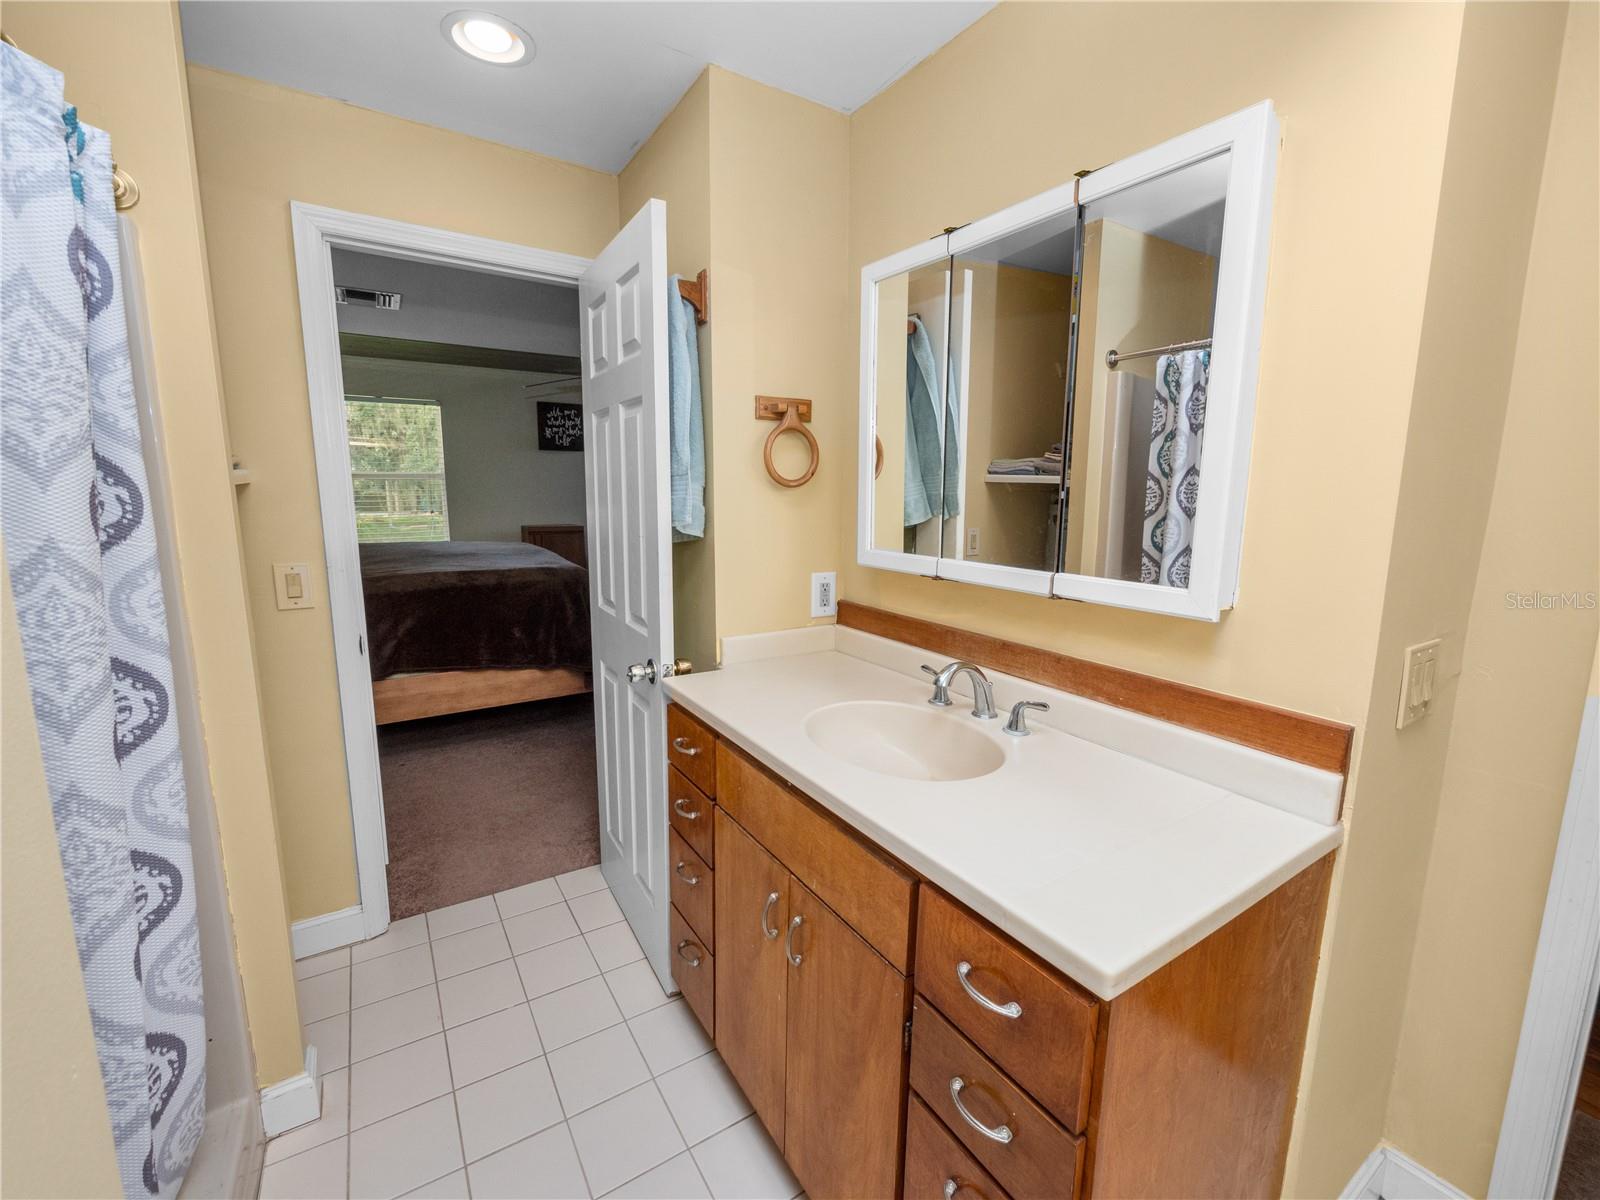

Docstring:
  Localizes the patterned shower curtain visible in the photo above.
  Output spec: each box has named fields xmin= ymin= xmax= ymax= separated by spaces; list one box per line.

xmin=1141 ymin=349 xmax=1209 ymax=589
xmin=1 ymin=43 xmax=204 ymax=1198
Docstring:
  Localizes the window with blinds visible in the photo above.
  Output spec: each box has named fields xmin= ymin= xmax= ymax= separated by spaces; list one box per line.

xmin=345 ymin=397 xmax=450 ymax=543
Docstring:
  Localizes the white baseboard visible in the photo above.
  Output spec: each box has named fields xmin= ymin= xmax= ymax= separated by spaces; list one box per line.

xmin=1342 ymin=1145 xmax=1467 ymax=1200
xmin=259 ymin=1046 xmax=321 ymax=1138
xmin=291 ymin=905 xmax=365 ymax=959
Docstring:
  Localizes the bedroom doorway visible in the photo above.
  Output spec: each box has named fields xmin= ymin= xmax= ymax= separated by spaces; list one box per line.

xmin=290 ymin=203 xmax=679 ymax=984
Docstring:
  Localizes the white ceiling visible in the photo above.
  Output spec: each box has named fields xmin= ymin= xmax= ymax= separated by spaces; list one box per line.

xmin=178 ymin=1 xmax=994 ymax=173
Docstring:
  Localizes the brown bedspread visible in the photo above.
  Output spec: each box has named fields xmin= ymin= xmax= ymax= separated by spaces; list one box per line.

xmin=359 ymin=541 xmax=591 ymax=680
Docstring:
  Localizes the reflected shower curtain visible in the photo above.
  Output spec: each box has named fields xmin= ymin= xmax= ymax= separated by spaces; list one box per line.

xmin=1141 ymin=349 xmax=1209 ymax=588
xmin=1 ymin=44 xmax=204 ymax=1198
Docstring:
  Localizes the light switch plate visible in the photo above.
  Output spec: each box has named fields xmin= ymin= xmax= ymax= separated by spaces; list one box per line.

xmin=810 ymin=571 xmax=837 ymax=618
xmin=273 ymin=562 xmax=314 ymax=611
xmin=1396 ymin=637 xmax=1442 ymax=729
xmin=967 ymin=527 xmax=980 ymax=556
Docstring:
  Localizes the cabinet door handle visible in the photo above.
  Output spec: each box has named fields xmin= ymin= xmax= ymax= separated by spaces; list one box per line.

xmin=671 ymin=736 xmax=701 ymax=757
xmin=760 ymin=891 xmax=781 ymax=940
xmin=785 ymin=915 xmax=804 ymax=966
xmin=943 ymin=1180 xmax=988 ymax=1200
xmin=949 ymin=1077 xmax=1013 ymax=1144
xmin=674 ymin=860 xmax=700 ymax=885
xmin=957 ymin=961 xmax=1023 ymax=1019
xmin=676 ymin=939 xmax=703 ymax=968
xmin=672 ymin=796 xmax=699 ymax=821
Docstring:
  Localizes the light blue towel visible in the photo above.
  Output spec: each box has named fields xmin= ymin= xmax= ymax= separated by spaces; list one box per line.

xmin=905 ymin=316 xmax=960 ymax=526
xmin=667 ymin=275 xmax=705 ymax=541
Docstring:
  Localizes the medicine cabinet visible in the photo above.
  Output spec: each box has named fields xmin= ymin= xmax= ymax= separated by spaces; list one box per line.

xmin=856 ymin=101 xmax=1278 ymax=620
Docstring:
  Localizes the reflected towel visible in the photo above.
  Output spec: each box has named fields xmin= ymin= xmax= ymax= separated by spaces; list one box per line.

xmin=667 ymin=274 xmax=705 ymax=541
xmin=905 ymin=315 xmax=961 ymax=525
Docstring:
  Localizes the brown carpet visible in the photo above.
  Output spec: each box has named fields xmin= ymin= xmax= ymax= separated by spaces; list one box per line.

xmin=1559 ymin=1110 xmax=1600 ymax=1200
xmin=378 ymin=694 xmax=600 ymax=920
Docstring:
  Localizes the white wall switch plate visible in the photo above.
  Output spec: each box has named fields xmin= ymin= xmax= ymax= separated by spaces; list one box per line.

xmin=810 ymin=571 xmax=837 ymax=618
xmin=1396 ymin=637 xmax=1442 ymax=729
xmin=273 ymin=562 xmax=314 ymax=611
xmin=967 ymin=527 xmax=981 ymax=556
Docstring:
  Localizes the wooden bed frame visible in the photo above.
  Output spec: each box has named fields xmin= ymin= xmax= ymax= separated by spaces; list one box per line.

xmin=372 ymin=666 xmax=590 ymax=725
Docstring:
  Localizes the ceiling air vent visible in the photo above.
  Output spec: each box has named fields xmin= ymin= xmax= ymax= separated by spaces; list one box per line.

xmin=335 ymin=286 xmax=402 ymax=311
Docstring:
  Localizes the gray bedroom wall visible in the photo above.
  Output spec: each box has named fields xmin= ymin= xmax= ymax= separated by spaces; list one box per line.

xmin=341 ymin=357 xmax=584 ymax=545
xmin=331 ymin=249 xmax=580 ymax=356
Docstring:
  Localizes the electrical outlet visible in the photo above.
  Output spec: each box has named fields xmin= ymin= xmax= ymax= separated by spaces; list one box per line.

xmin=810 ymin=571 xmax=837 ymax=618
xmin=1396 ymin=638 xmax=1442 ymax=729
xmin=967 ymin=527 xmax=981 ymax=557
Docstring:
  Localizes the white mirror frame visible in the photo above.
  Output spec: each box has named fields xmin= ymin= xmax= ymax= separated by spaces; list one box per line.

xmin=855 ymin=101 xmax=1278 ymax=620
xmin=857 ymin=235 xmax=953 ymax=578
xmin=1052 ymin=100 xmax=1278 ymax=621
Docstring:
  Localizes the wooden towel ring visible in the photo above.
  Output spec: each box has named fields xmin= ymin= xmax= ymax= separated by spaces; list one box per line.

xmin=755 ymin=396 xmax=818 ymax=489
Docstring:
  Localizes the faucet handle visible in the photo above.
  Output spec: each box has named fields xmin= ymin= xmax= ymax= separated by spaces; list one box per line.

xmin=1004 ymin=700 xmax=1050 ymax=737
xmin=921 ymin=664 xmax=953 ymax=707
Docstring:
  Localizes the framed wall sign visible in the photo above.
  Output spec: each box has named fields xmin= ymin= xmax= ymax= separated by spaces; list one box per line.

xmin=536 ymin=400 xmax=584 ymax=452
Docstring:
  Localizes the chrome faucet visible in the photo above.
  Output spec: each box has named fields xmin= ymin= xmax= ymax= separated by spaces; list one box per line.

xmin=921 ymin=661 xmax=999 ymax=719
xmin=1004 ymin=700 xmax=1050 ymax=736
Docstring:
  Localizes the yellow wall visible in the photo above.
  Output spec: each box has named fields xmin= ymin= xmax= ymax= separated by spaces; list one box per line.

xmin=3 ymin=1 xmax=305 ymax=1087
xmin=842 ymin=4 xmax=1578 ymax=1193
xmin=702 ymin=68 xmax=852 ymax=648
xmin=186 ymin=66 xmax=620 ymax=921
xmin=1 ymin=551 xmax=122 ymax=1198
xmin=619 ymin=73 xmax=719 ymax=672
xmin=1383 ymin=5 xmax=1600 ymax=1190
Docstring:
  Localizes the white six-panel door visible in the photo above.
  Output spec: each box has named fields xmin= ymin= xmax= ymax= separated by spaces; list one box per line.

xmin=579 ymin=199 xmax=676 ymax=989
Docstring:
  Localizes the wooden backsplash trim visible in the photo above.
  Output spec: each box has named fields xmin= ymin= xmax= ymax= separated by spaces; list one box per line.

xmin=836 ymin=602 xmax=1353 ymax=776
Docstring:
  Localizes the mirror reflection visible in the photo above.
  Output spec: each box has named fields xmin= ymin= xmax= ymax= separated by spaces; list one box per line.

xmin=870 ymin=261 xmax=955 ymax=559
xmin=943 ymin=210 xmax=1077 ymax=572
xmin=1066 ymin=151 xmax=1228 ymax=588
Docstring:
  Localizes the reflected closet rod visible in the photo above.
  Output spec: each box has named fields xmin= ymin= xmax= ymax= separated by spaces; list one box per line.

xmin=1106 ymin=336 xmax=1211 ymax=369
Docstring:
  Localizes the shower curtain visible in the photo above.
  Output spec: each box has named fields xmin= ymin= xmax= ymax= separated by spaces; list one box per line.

xmin=1 ymin=43 xmax=204 ymax=1198
xmin=1141 ymin=349 xmax=1209 ymax=589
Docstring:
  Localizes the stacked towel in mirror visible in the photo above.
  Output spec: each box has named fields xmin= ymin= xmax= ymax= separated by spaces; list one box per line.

xmin=987 ymin=442 xmax=1063 ymax=476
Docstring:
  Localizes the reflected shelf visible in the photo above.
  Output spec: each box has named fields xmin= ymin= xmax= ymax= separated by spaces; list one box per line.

xmin=983 ymin=473 xmax=1068 ymax=487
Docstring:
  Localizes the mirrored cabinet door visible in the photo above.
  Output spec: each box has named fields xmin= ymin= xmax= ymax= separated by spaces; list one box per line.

xmin=941 ymin=202 xmax=1078 ymax=596
xmin=860 ymin=243 xmax=953 ymax=576
xmin=1057 ymin=100 xmax=1277 ymax=618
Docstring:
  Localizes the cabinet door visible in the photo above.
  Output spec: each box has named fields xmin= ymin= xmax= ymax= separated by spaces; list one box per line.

xmin=784 ymin=879 xmax=911 ymax=1200
xmin=713 ymin=810 xmax=790 ymax=1146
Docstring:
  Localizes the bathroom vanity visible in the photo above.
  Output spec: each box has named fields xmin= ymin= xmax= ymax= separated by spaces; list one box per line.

xmin=662 ymin=613 xmax=1345 ymax=1199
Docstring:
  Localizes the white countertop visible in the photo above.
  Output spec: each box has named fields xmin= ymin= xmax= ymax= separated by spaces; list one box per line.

xmin=664 ymin=627 xmax=1344 ymax=1000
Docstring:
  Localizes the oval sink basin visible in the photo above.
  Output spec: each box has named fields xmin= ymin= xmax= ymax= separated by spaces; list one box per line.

xmin=803 ymin=701 xmax=1006 ymax=782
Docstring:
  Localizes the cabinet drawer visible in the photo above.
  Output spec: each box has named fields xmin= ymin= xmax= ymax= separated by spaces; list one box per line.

xmin=904 ymin=1094 xmax=1011 ymax=1200
xmin=671 ymin=905 xmax=714 ymax=1039
xmin=669 ymin=827 xmax=714 ymax=951
xmin=668 ymin=767 xmax=715 ymax=866
xmin=668 ymin=705 xmax=717 ymax=796
xmin=717 ymin=741 xmax=916 ymax=972
xmin=915 ymin=889 xmax=1098 ymax=1132
xmin=910 ymin=997 xmax=1082 ymax=1200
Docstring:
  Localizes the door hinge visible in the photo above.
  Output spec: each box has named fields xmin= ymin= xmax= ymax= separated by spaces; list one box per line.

xmin=904 ymin=1018 xmax=912 ymax=1053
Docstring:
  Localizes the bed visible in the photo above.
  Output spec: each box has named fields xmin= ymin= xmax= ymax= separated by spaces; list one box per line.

xmin=359 ymin=540 xmax=592 ymax=724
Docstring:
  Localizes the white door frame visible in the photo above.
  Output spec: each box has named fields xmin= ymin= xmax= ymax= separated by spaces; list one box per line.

xmin=1489 ymin=690 xmax=1600 ymax=1198
xmin=289 ymin=201 xmax=592 ymax=945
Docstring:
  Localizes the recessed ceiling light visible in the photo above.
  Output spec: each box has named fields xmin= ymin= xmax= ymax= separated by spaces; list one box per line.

xmin=442 ymin=10 xmax=533 ymax=67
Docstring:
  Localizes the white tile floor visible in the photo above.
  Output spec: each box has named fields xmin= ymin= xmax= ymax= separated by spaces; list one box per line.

xmin=270 ymin=866 xmax=802 ymax=1200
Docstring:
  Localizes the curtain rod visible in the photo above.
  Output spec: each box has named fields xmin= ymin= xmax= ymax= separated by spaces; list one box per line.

xmin=1106 ymin=337 xmax=1211 ymax=369
xmin=1 ymin=28 xmax=140 ymax=210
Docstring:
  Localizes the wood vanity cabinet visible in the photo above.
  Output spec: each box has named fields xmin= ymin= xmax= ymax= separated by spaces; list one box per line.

xmin=662 ymin=705 xmax=1335 ymax=1200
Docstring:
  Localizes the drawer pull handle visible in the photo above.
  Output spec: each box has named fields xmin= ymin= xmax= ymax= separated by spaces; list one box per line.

xmin=949 ymin=1077 xmax=1013 ymax=1144
xmin=672 ymin=797 xmax=700 ymax=821
xmin=957 ymin=961 xmax=1023 ymax=1019
xmin=785 ymin=915 xmax=804 ymax=966
xmin=760 ymin=891 xmax=781 ymax=940
xmin=943 ymin=1180 xmax=987 ymax=1200
xmin=676 ymin=939 xmax=703 ymax=968
xmin=674 ymin=860 xmax=700 ymax=885
xmin=672 ymin=736 xmax=701 ymax=757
